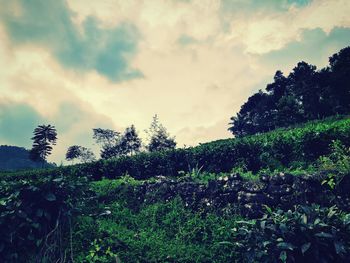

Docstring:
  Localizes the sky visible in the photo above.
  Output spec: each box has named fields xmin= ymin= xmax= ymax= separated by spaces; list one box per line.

xmin=0 ymin=0 xmax=349 ymax=163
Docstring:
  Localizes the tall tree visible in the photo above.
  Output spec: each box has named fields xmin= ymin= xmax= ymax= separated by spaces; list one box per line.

xmin=146 ymin=115 xmax=176 ymax=152
xmin=328 ymin=46 xmax=350 ymax=113
xmin=29 ymin=124 xmax=57 ymax=165
xmin=119 ymin=125 xmax=142 ymax=155
xmin=228 ymin=46 xmax=350 ymax=136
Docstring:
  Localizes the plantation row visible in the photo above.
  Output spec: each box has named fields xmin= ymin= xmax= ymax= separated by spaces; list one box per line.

xmin=2 ymin=117 xmax=349 ymax=181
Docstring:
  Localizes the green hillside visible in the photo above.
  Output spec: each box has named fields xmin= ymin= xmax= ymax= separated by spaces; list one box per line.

xmin=1 ymin=116 xmax=350 ymax=262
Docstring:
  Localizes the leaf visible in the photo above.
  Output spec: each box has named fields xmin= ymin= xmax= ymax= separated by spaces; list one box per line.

xmin=302 ymin=214 xmax=307 ymax=224
xmin=279 ymin=251 xmax=287 ymax=263
xmin=277 ymin=242 xmax=295 ymax=251
xmin=334 ymin=241 xmax=346 ymax=255
xmin=301 ymin=242 xmax=311 ymax=254
xmin=315 ymin=232 xmax=333 ymax=239
xmin=44 ymin=192 xmax=56 ymax=201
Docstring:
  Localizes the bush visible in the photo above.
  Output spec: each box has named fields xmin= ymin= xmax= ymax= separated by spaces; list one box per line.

xmin=0 ymin=174 xmax=88 ymax=262
xmin=2 ymin=117 xmax=350 ymax=182
xmin=234 ymin=205 xmax=350 ymax=262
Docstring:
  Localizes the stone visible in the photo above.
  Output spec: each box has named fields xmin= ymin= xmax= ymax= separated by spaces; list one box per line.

xmin=230 ymin=173 xmax=243 ymax=181
xmin=267 ymin=184 xmax=292 ymax=196
xmin=270 ymin=172 xmax=294 ymax=185
xmin=237 ymin=191 xmax=267 ymax=203
xmin=242 ymin=181 xmax=267 ymax=193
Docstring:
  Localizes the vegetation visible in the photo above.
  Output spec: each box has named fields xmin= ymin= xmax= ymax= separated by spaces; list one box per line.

xmin=229 ymin=46 xmax=350 ymax=136
xmin=66 ymin=145 xmax=96 ymax=164
xmin=29 ymin=125 xmax=57 ymax=166
xmin=145 ymin=114 xmax=176 ymax=152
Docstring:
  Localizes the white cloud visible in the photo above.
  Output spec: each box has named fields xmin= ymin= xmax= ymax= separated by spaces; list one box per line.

xmin=227 ymin=0 xmax=350 ymax=54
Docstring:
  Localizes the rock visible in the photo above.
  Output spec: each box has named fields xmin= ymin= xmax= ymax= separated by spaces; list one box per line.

xmin=242 ymin=181 xmax=267 ymax=193
xmin=260 ymin=174 xmax=270 ymax=183
xmin=267 ymin=184 xmax=292 ymax=196
xmin=208 ymin=179 xmax=219 ymax=192
xmin=270 ymin=172 xmax=294 ymax=185
xmin=237 ymin=191 xmax=267 ymax=203
xmin=230 ymin=173 xmax=243 ymax=181
xmin=225 ymin=180 xmax=242 ymax=192
xmin=242 ymin=203 xmax=264 ymax=217
xmin=280 ymin=195 xmax=296 ymax=205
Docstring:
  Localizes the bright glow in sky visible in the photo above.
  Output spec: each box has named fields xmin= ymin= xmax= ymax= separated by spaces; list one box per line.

xmin=0 ymin=0 xmax=350 ymax=163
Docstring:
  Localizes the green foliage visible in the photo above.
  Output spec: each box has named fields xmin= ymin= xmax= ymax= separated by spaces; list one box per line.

xmin=0 ymin=173 xmax=88 ymax=262
xmin=3 ymin=117 xmax=350 ymax=182
xmin=318 ymin=140 xmax=350 ymax=190
xmin=90 ymin=175 xmax=143 ymax=197
xmin=234 ymin=205 xmax=350 ymax=262
xmin=73 ymin=198 xmax=240 ymax=263
xmin=229 ymin=46 xmax=350 ymax=137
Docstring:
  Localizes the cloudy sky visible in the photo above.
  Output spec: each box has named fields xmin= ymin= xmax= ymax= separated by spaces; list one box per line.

xmin=0 ymin=0 xmax=349 ymax=163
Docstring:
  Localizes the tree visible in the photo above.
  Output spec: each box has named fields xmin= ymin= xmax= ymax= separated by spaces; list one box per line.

xmin=66 ymin=145 xmax=95 ymax=164
xmin=228 ymin=46 xmax=350 ymax=136
xmin=29 ymin=124 xmax=57 ymax=166
xmin=93 ymin=128 xmax=120 ymax=159
xmin=119 ymin=125 xmax=142 ymax=155
xmin=146 ymin=115 xmax=176 ymax=152
xmin=328 ymin=46 xmax=350 ymax=113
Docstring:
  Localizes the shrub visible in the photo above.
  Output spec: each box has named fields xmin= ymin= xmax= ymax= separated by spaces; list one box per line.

xmin=0 ymin=174 xmax=88 ymax=262
xmin=233 ymin=205 xmax=350 ymax=262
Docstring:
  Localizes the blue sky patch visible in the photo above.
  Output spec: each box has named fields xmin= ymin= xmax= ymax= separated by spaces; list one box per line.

xmin=1 ymin=0 xmax=142 ymax=82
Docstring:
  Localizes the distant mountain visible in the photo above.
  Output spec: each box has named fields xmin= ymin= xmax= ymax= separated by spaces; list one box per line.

xmin=0 ymin=145 xmax=54 ymax=171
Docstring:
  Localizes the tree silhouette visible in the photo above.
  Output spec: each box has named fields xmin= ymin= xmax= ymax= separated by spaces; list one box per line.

xmin=146 ymin=115 xmax=176 ymax=152
xmin=93 ymin=128 xmax=120 ymax=159
xmin=228 ymin=46 xmax=350 ymax=136
xmin=66 ymin=145 xmax=95 ymax=164
xmin=120 ymin=125 xmax=142 ymax=155
xmin=29 ymin=124 xmax=57 ymax=166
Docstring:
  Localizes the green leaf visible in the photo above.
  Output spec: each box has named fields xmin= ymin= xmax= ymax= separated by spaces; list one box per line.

xmin=44 ymin=192 xmax=56 ymax=201
xmin=301 ymin=242 xmax=311 ymax=254
xmin=279 ymin=251 xmax=287 ymax=263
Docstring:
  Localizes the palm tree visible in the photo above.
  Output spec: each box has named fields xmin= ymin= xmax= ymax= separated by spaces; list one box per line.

xmin=30 ymin=124 xmax=57 ymax=166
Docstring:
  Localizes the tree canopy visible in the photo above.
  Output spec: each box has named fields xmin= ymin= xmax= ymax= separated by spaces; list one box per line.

xmin=229 ymin=46 xmax=350 ymax=137
xmin=146 ymin=115 xmax=176 ymax=152
xmin=29 ymin=124 xmax=57 ymax=163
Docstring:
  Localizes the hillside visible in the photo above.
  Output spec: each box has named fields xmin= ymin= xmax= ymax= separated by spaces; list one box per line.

xmin=0 ymin=145 xmax=53 ymax=171
xmin=1 ymin=117 xmax=350 ymax=262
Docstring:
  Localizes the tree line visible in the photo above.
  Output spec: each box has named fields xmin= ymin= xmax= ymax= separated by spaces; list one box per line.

xmin=29 ymin=115 xmax=176 ymax=165
xmin=229 ymin=46 xmax=350 ymax=137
